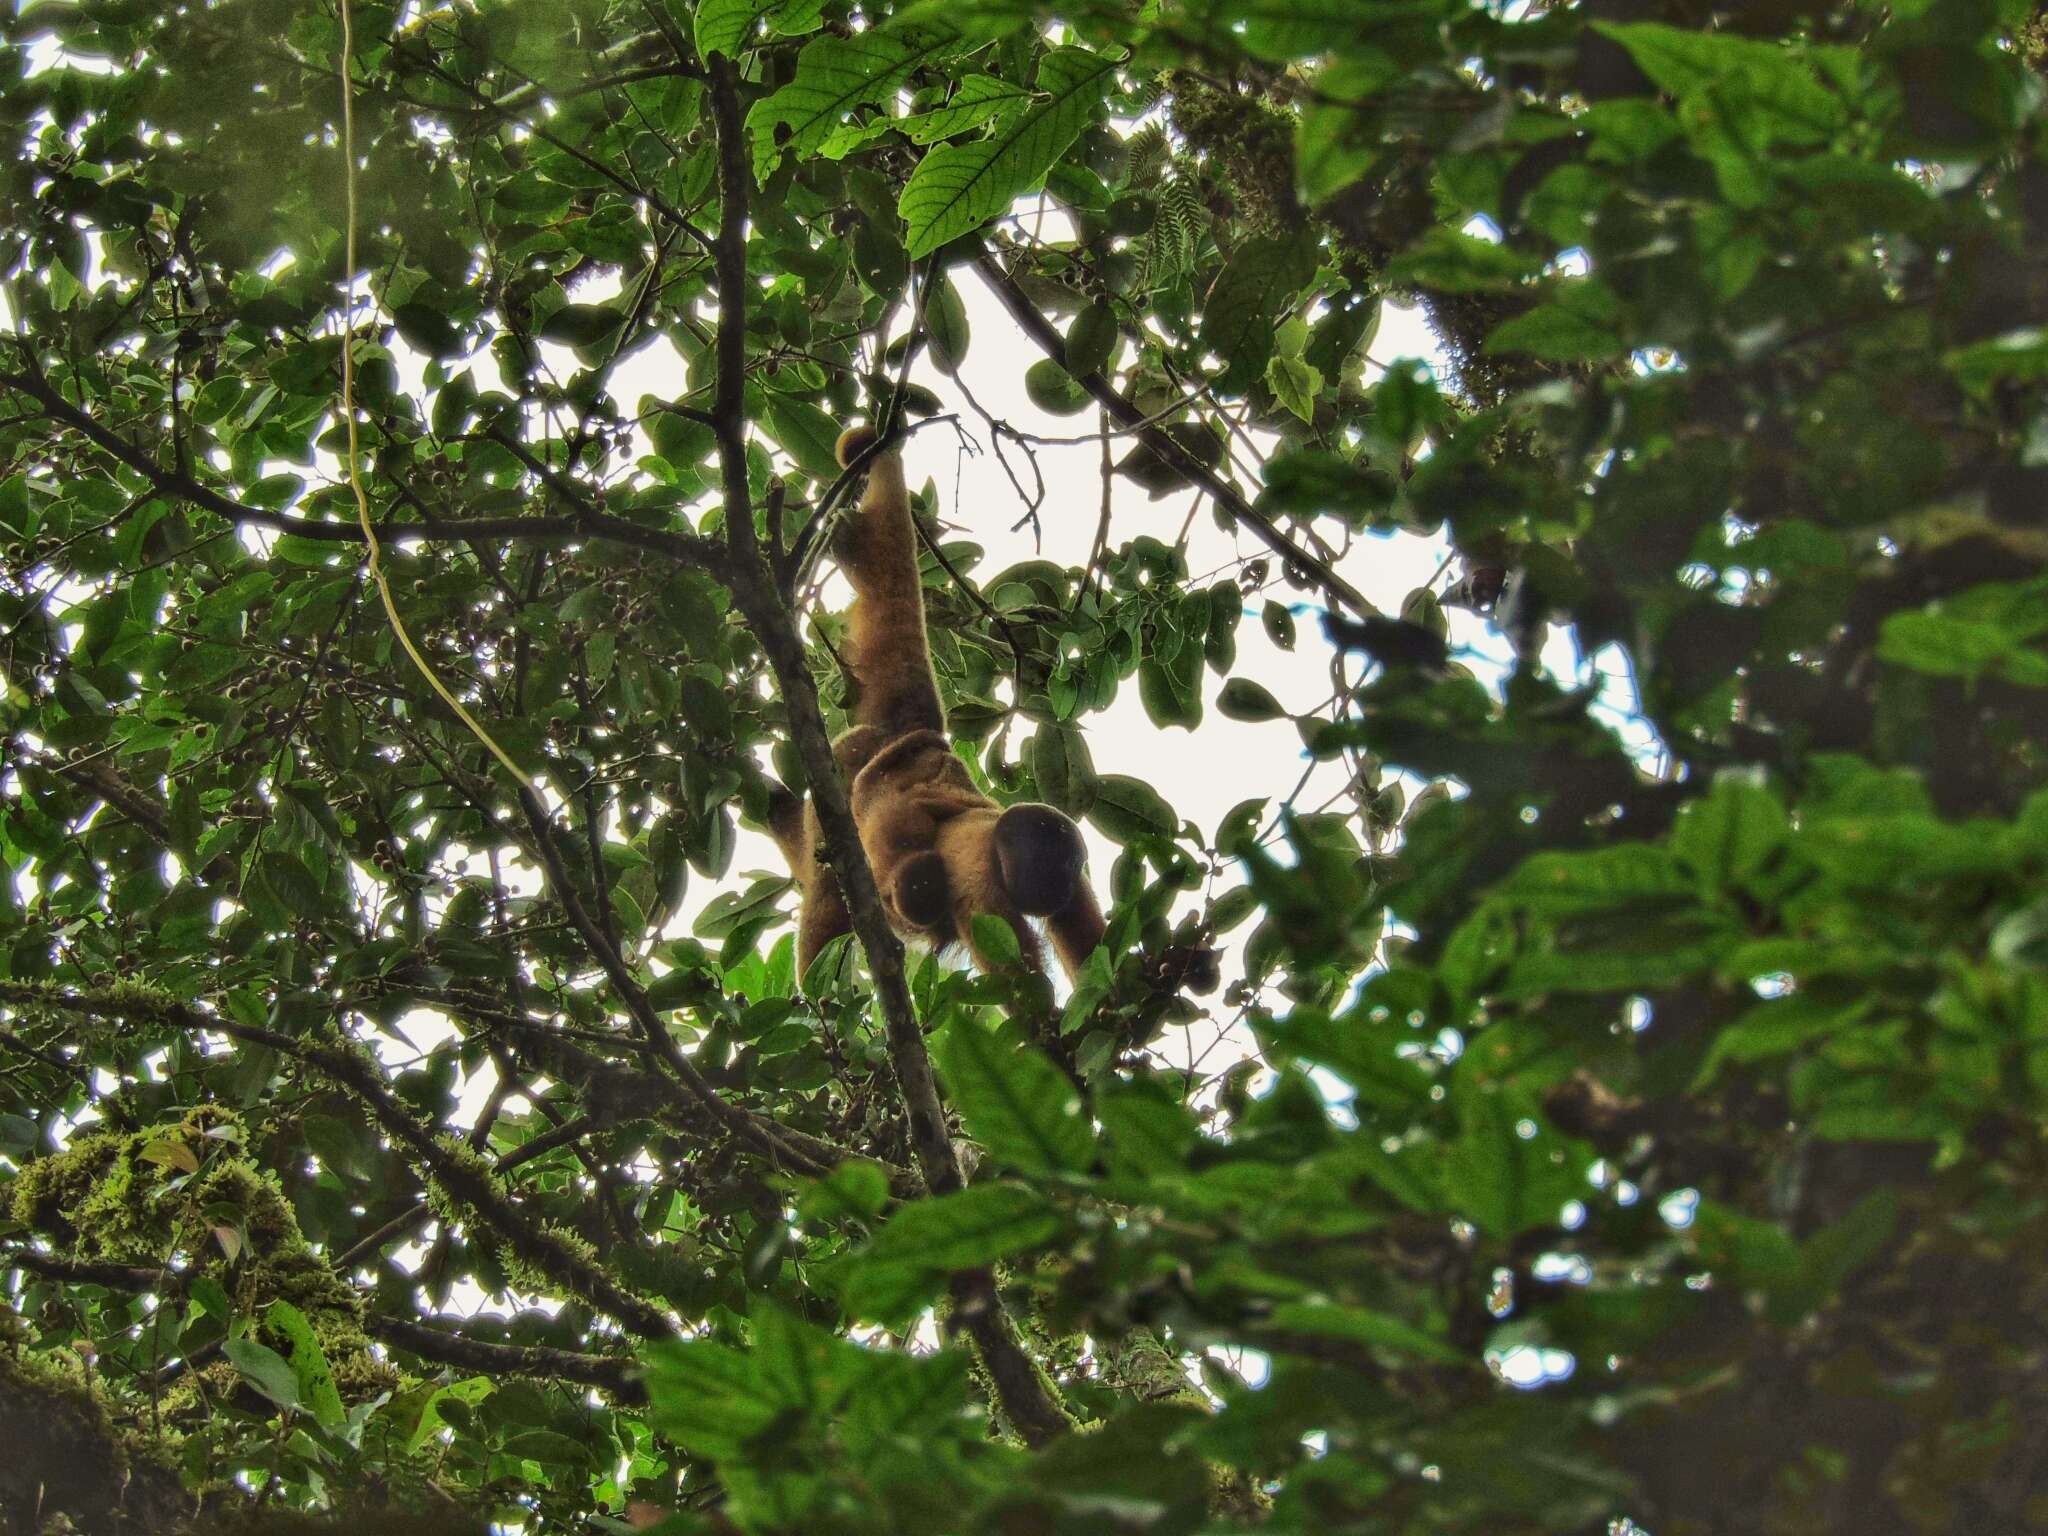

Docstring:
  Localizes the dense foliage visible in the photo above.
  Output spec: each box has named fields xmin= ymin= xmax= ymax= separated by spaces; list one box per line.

xmin=4 ymin=0 xmax=2048 ymax=1531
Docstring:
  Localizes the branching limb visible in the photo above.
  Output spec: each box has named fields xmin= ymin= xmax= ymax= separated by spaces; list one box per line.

xmin=974 ymin=252 xmax=1377 ymax=621
xmin=0 ymin=980 xmax=677 ymax=1339
xmin=366 ymin=1314 xmax=645 ymax=1400
xmin=510 ymin=787 xmax=861 ymax=1187
xmin=704 ymin=60 xmax=1075 ymax=1448
xmin=1 ymin=1246 xmax=644 ymax=1400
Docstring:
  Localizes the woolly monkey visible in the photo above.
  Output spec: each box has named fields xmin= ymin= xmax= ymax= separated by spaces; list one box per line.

xmin=768 ymin=426 xmax=1107 ymax=984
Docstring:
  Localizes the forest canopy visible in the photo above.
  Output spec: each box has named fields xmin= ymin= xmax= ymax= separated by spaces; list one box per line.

xmin=3 ymin=0 xmax=2048 ymax=1532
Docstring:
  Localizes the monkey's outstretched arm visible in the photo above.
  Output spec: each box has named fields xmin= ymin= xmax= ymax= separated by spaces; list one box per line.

xmin=832 ymin=426 xmax=946 ymax=740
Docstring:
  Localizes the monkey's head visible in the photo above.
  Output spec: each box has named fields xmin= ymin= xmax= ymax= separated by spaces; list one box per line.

xmin=993 ymin=802 xmax=1088 ymax=917
xmin=835 ymin=424 xmax=881 ymax=468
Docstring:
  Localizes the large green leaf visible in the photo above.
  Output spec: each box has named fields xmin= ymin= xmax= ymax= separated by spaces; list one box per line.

xmin=1201 ymin=233 xmax=1317 ymax=391
xmin=694 ymin=0 xmax=826 ymax=60
xmin=934 ymin=1017 xmax=1095 ymax=1176
xmin=899 ymin=48 xmax=1118 ymax=258
xmin=265 ymin=1301 xmax=346 ymax=1433
xmin=837 ymin=1184 xmax=1062 ymax=1321
xmin=747 ymin=27 xmax=963 ymax=180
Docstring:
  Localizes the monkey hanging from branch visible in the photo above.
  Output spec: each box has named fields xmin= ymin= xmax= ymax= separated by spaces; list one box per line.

xmin=767 ymin=425 xmax=1109 ymax=984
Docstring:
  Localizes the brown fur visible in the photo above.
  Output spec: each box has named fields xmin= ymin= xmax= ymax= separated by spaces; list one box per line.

xmin=769 ymin=426 xmax=1107 ymax=984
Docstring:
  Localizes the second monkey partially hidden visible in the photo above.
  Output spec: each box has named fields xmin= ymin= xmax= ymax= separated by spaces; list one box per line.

xmin=768 ymin=426 xmax=1108 ymax=983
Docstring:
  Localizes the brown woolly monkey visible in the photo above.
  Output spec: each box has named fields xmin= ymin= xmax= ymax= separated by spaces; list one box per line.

xmin=768 ymin=425 xmax=1107 ymax=984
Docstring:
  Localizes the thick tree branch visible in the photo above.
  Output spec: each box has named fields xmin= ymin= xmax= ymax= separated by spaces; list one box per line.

xmin=0 ymin=981 xmax=676 ymax=1339
xmin=974 ymin=253 xmax=1376 ymax=620
xmin=365 ymin=1315 xmax=645 ymax=1400
xmin=478 ymin=426 xmax=728 ymax=571
xmin=0 ymin=361 xmax=718 ymax=567
xmin=13 ymin=739 xmax=238 ymax=887
xmin=1 ymin=1247 xmax=644 ymax=1402
xmin=385 ymin=38 xmax=718 ymax=258
xmin=0 ymin=1308 xmax=195 ymax=1536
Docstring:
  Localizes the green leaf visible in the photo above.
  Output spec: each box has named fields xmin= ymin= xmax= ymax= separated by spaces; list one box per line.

xmin=898 ymin=48 xmax=1117 ymax=259
xmin=1202 ymin=234 xmax=1317 ymax=391
xmin=935 ymin=1017 xmax=1094 ymax=1176
xmin=1025 ymin=357 xmax=1091 ymax=414
xmin=261 ymin=851 xmax=325 ymax=920
xmin=969 ymin=911 xmax=1024 ymax=969
xmin=1384 ymin=228 xmax=1545 ymax=294
xmin=537 ymin=304 xmax=624 ymax=348
xmin=402 ymin=1378 xmax=494 ymax=1453
xmin=1028 ymin=721 xmax=1098 ymax=815
xmin=925 ymin=270 xmax=970 ymax=374
xmin=838 ymin=1184 xmax=1063 ymax=1321
xmin=896 ymin=73 xmax=1033 ymax=144
xmin=1265 ymin=352 xmax=1323 ymax=423
xmin=763 ymin=394 xmax=844 ymax=480
xmin=188 ymin=1275 xmax=233 ymax=1321
xmin=1485 ymin=301 xmax=1622 ymax=362
xmin=1095 ymin=1076 xmax=1199 ymax=1180
xmin=1879 ymin=585 xmax=2048 ymax=685
xmin=1499 ymin=845 xmax=1695 ymax=915
xmin=224 ymin=1337 xmax=302 ymax=1413
xmin=1670 ymin=776 xmax=1789 ymax=891
xmin=265 ymin=1300 xmax=346 ymax=1432
xmin=1258 ymin=1300 xmax=1464 ymax=1366
xmin=747 ymin=27 xmax=962 ymax=180
xmin=1445 ymin=1087 xmax=1583 ymax=1236
xmin=1086 ymin=773 xmax=1178 ymax=844
xmin=1065 ymin=299 xmax=1119 ymax=378
xmin=1595 ymin=21 xmax=1844 ymax=143
xmin=641 ymin=1339 xmax=791 ymax=1458
xmin=503 ymin=1428 xmax=593 ymax=1468
xmin=1697 ymin=994 xmax=1869 ymax=1083
xmin=694 ymin=0 xmax=825 ymax=59
xmin=1138 ymin=645 xmax=1203 ymax=731
xmin=1216 ymin=677 xmax=1285 ymax=722
xmin=1945 ymin=329 xmax=2048 ymax=395
xmin=797 ymin=1159 xmax=892 ymax=1222
xmin=1262 ymin=600 xmax=1297 ymax=650
xmin=392 ymin=302 xmax=463 ymax=361
xmin=1295 ymin=54 xmax=1395 ymax=203
xmin=694 ymin=875 xmax=794 ymax=939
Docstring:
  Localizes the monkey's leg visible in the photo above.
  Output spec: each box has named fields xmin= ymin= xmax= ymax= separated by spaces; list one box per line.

xmin=832 ymin=426 xmax=945 ymax=738
xmin=796 ymin=876 xmax=854 ymax=977
xmin=1046 ymin=883 xmax=1108 ymax=982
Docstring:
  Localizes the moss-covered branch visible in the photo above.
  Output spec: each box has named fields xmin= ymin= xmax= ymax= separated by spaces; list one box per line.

xmin=0 ymin=981 xmax=673 ymax=1340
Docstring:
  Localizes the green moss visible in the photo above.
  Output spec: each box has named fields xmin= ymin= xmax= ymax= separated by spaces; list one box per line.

xmin=0 ymin=1323 xmax=191 ymax=1531
xmin=1166 ymin=72 xmax=1305 ymax=238
xmin=423 ymin=1135 xmax=608 ymax=1300
xmin=12 ymin=1107 xmax=394 ymax=1403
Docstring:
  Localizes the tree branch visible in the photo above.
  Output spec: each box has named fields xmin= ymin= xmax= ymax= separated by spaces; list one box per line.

xmin=0 ymin=1304 xmax=195 ymax=1536
xmin=1 ymin=1246 xmax=644 ymax=1401
xmin=365 ymin=1314 xmax=645 ymax=1400
xmin=1 ymin=359 xmax=720 ymax=567
xmin=704 ymin=60 xmax=1074 ymax=1447
xmin=0 ymin=980 xmax=677 ymax=1339
xmin=973 ymin=252 xmax=1376 ymax=620
xmin=509 ymin=788 xmax=856 ymax=1186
